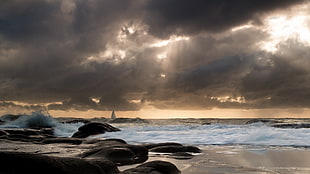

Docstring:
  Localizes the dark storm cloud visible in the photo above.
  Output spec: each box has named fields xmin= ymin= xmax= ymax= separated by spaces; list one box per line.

xmin=0 ymin=0 xmax=139 ymax=110
xmin=0 ymin=0 xmax=309 ymax=111
xmin=241 ymin=41 xmax=310 ymax=108
xmin=150 ymin=42 xmax=310 ymax=110
xmin=144 ymin=0 xmax=305 ymax=38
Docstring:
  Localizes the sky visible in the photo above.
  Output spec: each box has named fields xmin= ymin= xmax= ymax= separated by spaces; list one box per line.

xmin=1 ymin=0 xmax=310 ymax=118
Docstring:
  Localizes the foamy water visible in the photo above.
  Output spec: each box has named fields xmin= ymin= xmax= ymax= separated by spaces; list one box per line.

xmin=100 ymin=123 xmax=310 ymax=146
xmin=2 ymin=111 xmax=310 ymax=147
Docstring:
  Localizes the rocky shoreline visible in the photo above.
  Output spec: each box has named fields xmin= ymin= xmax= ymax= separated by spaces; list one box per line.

xmin=0 ymin=121 xmax=201 ymax=174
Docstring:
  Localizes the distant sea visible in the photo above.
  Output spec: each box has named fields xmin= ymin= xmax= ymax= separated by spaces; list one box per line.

xmin=2 ymin=111 xmax=310 ymax=147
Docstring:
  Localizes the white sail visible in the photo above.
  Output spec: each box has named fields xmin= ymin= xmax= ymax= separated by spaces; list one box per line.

xmin=111 ymin=110 xmax=116 ymax=119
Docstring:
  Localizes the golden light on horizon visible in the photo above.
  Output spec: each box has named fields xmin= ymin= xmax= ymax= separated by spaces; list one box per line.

xmin=45 ymin=108 xmax=310 ymax=119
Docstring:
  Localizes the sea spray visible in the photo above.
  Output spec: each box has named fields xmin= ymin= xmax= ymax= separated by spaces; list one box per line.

xmin=0 ymin=110 xmax=83 ymax=137
xmin=53 ymin=122 xmax=84 ymax=137
xmin=0 ymin=110 xmax=58 ymax=128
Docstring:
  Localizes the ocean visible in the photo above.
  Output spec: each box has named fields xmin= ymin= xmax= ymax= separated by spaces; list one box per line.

xmin=3 ymin=111 xmax=310 ymax=173
xmin=2 ymin=111 xmax=310 ymax=147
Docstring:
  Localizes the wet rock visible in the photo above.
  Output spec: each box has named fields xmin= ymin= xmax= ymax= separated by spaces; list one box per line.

xmin=3 ymin=128 xmax=53 ymax=136
xmin=0 ymin=128 xmax=55 ymax=143
xmin=120 ymin=160 xmax=180 ymax=174
xmin=150 ymin=145 xmax=201 ymax=153
xmin=84 ymin=138 xmax=127 ymax=145
xmin=6 ymin=134 xmax=46 ymax=142
xmin=0 ymin=119 xmax=5 ymax=125
xmin=0 ymin=130 xmax=8 ymax=136
xmin=83 ymin=147 xmax=136 ymax=165
xmin=4 ymin=129 xmax=41 ymax=136
xmin=63 ymin=119 xmax=90 ymax=124
xmin=41 ymin=137 xmax=83 ymax=145
xmin=170 ymin=152 xmax=194 ymax=160
xmin=109 ymin=118 xmax=149 ymax=124
xmin=143 ymin=142 xmax=183 ymax=149
xmin=39 ymin=128 xmax=54 ymax=136
xmin=81 ymin=144 xmax=148 ymax=165
xmin=83 ymin=138 xmax=127 ymax=146
xmin=72 ymin=122 xmax=121 ymax=138
xmin=126 ymin=145 xmax=149 ymax=164
xmin=272 ymin=123 xmax=310 ymax=129
xmin=0 ymin=135 xmax=9 ymax=139
xmin=246 ymin=119 xmax=282 ymax=125
xmin=0 ymin=151 xmax=119 ymax=174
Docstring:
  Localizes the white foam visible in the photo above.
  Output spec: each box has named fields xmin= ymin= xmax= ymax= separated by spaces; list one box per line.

xmin=0 ymin=111 xmax=58 ymax=128
xmin=53 ymin=122 xmax=84 ymax=137
xmin=0 ymin=111 xmax=83 ymax=137
xmin=97 ymin=123 xmax=310 ymax=146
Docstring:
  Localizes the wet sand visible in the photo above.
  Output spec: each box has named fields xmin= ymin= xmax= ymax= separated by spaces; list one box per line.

xmin=2 ymin=139 xmax=310 ymax=173
xmin=121 ymin=145 xmax=310 ymax=174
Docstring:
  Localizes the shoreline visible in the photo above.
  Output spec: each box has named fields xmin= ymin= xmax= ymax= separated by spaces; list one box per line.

xmin=2 ymin=138 xmax=310 ymax=173
xmin=2 ymin=114 xmax=310 ymax=173
xmin=142 ymin=145 xmax=310 ymax=174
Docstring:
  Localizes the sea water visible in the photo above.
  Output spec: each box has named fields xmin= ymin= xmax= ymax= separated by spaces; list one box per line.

xmin=2 ymin=111 xmax=310 ymax=147
xmin=100 ymin=123 xmax=310 ymax=146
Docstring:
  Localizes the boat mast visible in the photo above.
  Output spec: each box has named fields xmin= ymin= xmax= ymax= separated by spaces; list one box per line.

xmin=111 ymin=110 xmax=116 ymax=119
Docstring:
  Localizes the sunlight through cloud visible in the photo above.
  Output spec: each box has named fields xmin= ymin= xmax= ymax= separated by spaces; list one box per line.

xmin=150 ymin=36 xmax=190 ymax=48
xmin=259 ymin=14 xmax=310 ymax=53
xmin=156 ymin=52 xmax=167 ymax=60
xmin=231 ymin=24 xmax=253 ymax=32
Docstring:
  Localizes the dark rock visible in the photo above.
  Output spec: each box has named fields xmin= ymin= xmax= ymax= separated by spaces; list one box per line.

xmin=4 ymin=129 xmax=41 ymax=136
xmin=72 ymin=122 xmax=120 ymax=138
xmin=0 ymin=119 xmax=5 ymax=125
xmin=39 ymin=128 xmax=55 ymax=136
xmin=126 ymin=145 xmax=149 ymax=164
xmin=171 ymin=152 xmax=193 ymax=156
xmin=272 ymin=123 xmax=310 ymax=129
xmin=41 ymin=137 xmax=83 ymax=145
xmin=150 ymin=145 xmax=201 ymax=153
xmin=84 ymin=147 xmax=136 ymax=165
xmin=63 ymin=119 xmax=90 ymax=124
xmin=109 ymin=118 xmax=149 ymax=124
xmin=0 ymin=151 xmax=119 ymax=174
xmin=246 ymin=119 xmax=282 ymax=124
xmin=3 ymin=128 xmax=54 ymax=136
xmin=6 ymin=134 xmax=45 ymax=142
xmin=81 ymin=144 xmax=148 ymax=166
xmin=170 ymin=152 xmax=193 ymax=160
xmin=143 ymin=142 xmax=183 ymax=149
xmin=0 ymin=135 xmax=9 ymax=139
xmin=120 ymin=161 xmax=180 ymax=174
xmin=100 ymin=138 xmax=127 ymax=144
xmin=0 ymin=128 xmax=55 ymax=143
xmin=0 ymin=129 xmax=8 ymax=136
xmin=83 ymin=138 xmax=127 ymax=145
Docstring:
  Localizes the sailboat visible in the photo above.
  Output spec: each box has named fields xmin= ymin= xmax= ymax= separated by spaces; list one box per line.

xmin=111 ymin=110 xmax=116 ymax=119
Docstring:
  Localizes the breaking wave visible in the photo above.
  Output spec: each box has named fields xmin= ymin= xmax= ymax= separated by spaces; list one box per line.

xmin=2 ymin=112 xmax=310 ymax=147
xmin=100 ymin=123 xmax=310 ymax=147
xmin=0 ymin=111 xmax=83 ymax=137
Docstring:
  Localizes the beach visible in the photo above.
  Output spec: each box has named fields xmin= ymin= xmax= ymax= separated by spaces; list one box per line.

xmin=2 ymin=112 xmax=310 ymax=173
xmin=2 ymin=138 xmax=310 ymax=173
xmin=164 ymin=145 xmax=310 ymax=174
